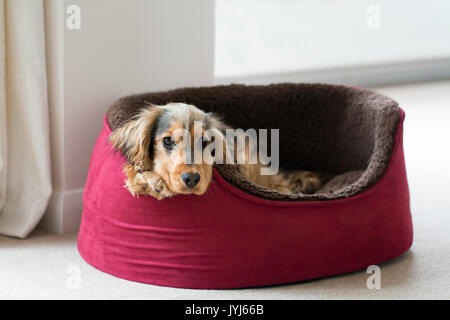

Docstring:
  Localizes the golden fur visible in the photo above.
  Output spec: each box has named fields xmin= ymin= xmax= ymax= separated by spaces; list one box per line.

xmin=109 ymin=103 xmax=320 ymax=199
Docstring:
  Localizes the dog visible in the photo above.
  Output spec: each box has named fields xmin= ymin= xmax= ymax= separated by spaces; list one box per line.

xmin=109 ymin=103 xmax=321 ymax=200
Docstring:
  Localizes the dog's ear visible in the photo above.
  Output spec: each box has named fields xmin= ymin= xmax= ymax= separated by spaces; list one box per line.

xmin=109 ymin=105 xmax=162 ymax=171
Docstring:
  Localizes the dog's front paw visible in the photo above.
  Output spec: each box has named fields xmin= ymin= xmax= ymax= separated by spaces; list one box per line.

xmin=126 ymin=171 xmax=174 ymax=200
xmin=144 ymin=172 xmax=174 ymax=200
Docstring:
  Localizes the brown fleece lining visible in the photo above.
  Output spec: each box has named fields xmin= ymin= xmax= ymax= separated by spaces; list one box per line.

xmin=107 ymin=83 xmax=400 ymax=201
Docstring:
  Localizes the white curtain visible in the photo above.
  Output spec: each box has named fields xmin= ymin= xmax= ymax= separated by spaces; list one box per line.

xmin=0 ymin=0 xmax=52 ymax=238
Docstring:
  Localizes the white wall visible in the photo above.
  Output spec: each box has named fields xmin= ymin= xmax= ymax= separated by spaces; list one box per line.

xmin=41 ymin=0 xmax=215 ymax=233
xmin=216 ymin=0 xmax=450 ymax=78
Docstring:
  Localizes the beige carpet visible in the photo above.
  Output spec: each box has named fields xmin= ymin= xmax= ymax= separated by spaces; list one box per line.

xmin=1 ymin=80 xmax=449 ymax=299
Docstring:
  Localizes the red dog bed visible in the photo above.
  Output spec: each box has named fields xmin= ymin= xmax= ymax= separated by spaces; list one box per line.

xmin=78 ymin=84 xmax=413 ymax=289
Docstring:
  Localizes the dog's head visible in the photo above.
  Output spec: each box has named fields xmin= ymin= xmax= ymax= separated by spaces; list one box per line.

xmin=109 ymin=103 xmax=226 ymax=196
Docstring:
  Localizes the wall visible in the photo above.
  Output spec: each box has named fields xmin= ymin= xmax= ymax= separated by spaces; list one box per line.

xmin=41 ymin=0 xmax=215 ymax=233
xmin=216 ymin=0 xmax=450 ymax=79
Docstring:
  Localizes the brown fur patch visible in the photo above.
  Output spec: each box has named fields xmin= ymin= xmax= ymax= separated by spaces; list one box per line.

xmin=109 ymin=106 xmax=163 ymax=171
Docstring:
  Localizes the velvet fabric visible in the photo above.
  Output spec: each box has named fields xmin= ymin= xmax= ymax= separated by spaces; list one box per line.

xmin=78 ymin=84 xmax=412 ymax=289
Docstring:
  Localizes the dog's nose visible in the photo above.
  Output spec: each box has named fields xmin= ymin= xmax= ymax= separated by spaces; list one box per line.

xmin=181 ymin=172 xmax=200 ymax=188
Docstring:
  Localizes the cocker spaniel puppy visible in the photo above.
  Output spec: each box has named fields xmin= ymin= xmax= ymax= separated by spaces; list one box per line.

xmin=109 ymin=103 xmax=320 ymax=200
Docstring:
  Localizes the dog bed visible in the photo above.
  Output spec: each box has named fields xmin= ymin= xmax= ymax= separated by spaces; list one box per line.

xmin=78 ymin=83 xmax=413 ymax=289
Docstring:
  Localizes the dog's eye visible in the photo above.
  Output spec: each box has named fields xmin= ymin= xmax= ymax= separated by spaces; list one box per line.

xmin=162 ymin=137 xmax=175 ymax=149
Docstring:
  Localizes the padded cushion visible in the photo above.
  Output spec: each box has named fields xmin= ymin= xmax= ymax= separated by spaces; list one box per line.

xmin=107 ymin=83 xmax=400 ymax=200
xmin=78 ymin=84 xmax=412 ymax=289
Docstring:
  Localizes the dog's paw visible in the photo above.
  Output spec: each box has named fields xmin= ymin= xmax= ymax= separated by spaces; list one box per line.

xmin=126 ymin=171 xmax=174 ymax=200
xmin=144 ymin=172 xmax=174 ymax=200
xmin=291 ymin=171 xmax=321 ymax=194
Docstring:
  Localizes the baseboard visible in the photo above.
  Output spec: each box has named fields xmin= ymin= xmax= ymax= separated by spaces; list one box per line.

xmin=215 ymin=57 xmax=450 ymax=87
xmin=39 ymin=188 xmax=84 ymax=234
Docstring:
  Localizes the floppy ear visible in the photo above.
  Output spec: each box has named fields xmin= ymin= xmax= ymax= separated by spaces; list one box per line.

xmin=109 ymin=105 xmax=162 ymax=171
